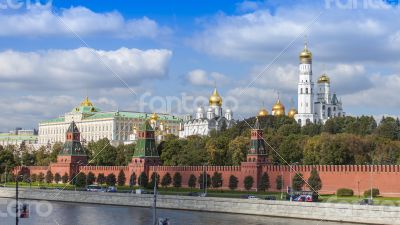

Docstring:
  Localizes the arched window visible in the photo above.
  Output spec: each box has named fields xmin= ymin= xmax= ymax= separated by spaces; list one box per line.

xmin=306 ymin=88 xmax=308 ymax=94
xmin=306 ymin=119 xmax=311 ymax=124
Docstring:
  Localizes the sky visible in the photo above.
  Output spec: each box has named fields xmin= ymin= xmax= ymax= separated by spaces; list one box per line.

xmin=0 ymin=0 xmax=399 ymax=131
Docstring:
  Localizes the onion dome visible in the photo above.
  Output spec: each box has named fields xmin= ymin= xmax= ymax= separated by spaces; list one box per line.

xmin=288 ymin=108 xmax=298 ymax=118
xmin=150 ymin=112 xmax=158 ymax=121
xmin=272 ymin=99 xmax=286 ymax=116
xmin=299 ymin=42 xmax=312 ymax=63
xmin=209 ymin=88 xmax=222 ymax=106
xmin=258 ymin=108 xmax=269 ymax=117
xmin=318 ymin=74 xmax=330 ymax=84
xmin=80 ymin=96 xmax=94 ymax=107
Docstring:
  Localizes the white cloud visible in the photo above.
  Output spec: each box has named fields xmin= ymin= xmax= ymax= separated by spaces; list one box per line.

xmin=186 ymin=69 xmax=230 ymax=87
xmin=0 ymin=4 xmax=169 ymax=38
xmin=0 ymin=47 xmax=172 ymax=91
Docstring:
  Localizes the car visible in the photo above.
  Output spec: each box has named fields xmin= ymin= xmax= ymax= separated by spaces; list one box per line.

xmin=106 ymin=186 xmax=117 ymax=193
xmin=241 ymin=194 xmax=250 ymax=199
xmin=264 ymin=195 xmax=277 ymax=200
xmin=86 ymin=185 xmax=104 ymax=192
xmin=248 ymin=195 xmax=259 ymax=200
xmin=359 ymin=198 xmax=373 ymax=205
xmin=293 ymin=195 xmax=313 ymax=202
xmin=188 ymin=192 xmax=200 ymax=196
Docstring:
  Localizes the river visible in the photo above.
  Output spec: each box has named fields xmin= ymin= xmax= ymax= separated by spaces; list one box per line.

xmin=0 ymin=198 xmax=356 ymax=225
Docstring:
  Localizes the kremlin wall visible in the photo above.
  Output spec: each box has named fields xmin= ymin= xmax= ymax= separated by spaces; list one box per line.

xmin=14 ymin=118 xmax=400 ymax=197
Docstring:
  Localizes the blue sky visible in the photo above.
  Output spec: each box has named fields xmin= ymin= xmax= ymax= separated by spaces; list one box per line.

xmin=0 ymin=0 xmax=399 ymax=131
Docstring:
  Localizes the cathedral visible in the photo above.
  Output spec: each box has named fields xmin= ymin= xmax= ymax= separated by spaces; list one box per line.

xmin=294 ymin=42 xmax=345 ymax=126
xmin=256 ymin=42 xmax=345 ymax=126
xmin=179 ymin=88 xmax=235 ymax=138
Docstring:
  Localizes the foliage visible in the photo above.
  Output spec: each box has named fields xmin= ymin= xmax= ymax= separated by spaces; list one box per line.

xmin=87 ymin=138 xmax=118 ymax=166
xmin=307 ymin=168 xmax=322 ymax=192
xmin=292 ymin=173 xmax=304 ymax=191
xmin=31 ymin=174 xmax=37 ymax=183
xmin=138 ymin=172 xmax=148 ymax=188
xmin=45 ymin=171 xmax=53 ymax=184
xmin=276 ymin=175 xmax=283 ymax=190
xmin=244 ymin=176 xmax=254 ymax=190
xmin=336 ymin=188 xmax=354 ymax=197
xmin=258 ymin=172 xmax=270 ymax=191
xmin=188 ymin=174 xmax=197 ymax=189
xmin=172 ymin=172 xmax=182 ymax=188
xmin=97 ymin=173 xmax=106 ymax=185
xmin=117 ymin=170 xmax=126 ymax=186
xmin=161 ymin=173 xmax=172 ymax=188
xmin=211 ymin=172 xmax=223 ymax=188
xmin=227 ymin=136 xmax=249 ymax=165
xmin=106 ymin=173 xmax=116 ymax=186
xmin=61 ymin=173 xmax=69 ymax=184
xmin=129 ymin=173 xmax=137 ymax=187
xmin=86 ymin=172 xmax=96 ymax=185
xmin=198 ymin=172 xmax=211 ymax=189
xmin=75 ymin=173 xmax=87 ymax=187
xmin=54 ymin=173 xmax=61 ymax=183
xmin=364 ymin=188 xmax=380 ymax=198
xmin=228 ymin=175 xmax=238 ymax=190
xmin=150 ymin=172 xmax=160 ymax=188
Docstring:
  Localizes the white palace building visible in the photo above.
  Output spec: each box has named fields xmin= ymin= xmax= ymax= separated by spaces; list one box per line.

xmin=294 ymin=42 xmax=345 ymax=126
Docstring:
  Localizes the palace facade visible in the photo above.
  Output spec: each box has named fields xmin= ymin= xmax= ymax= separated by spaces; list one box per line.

xmin=38 ymin=97 xmax=182 ymax=146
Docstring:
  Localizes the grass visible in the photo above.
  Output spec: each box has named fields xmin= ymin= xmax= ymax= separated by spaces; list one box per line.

xmin=3 ymin=182 xmax=400 ymax=206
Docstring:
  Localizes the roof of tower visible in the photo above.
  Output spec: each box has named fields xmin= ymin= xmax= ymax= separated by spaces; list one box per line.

xmin=209 ymin=87 xmax=222 ymax=106
xmin=66 ymin=121 xmax=79 ymax=133
xmin=299 ymin=42 xmax=312 ymax=61
xmin=288 ymin=108 xmax=298 ymax=118
xmin=318 ymin=74 xmax=330 ymax=84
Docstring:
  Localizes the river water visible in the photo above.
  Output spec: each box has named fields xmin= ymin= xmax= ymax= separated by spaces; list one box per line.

xmin=0 ymin=198 xmax=355 ymax=225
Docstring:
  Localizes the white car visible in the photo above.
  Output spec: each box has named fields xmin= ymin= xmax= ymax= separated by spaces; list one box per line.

xmin=86 ymin=185 xmax=104 ymax=192
xmin=248 ymin=195 xmax=259 ymax=200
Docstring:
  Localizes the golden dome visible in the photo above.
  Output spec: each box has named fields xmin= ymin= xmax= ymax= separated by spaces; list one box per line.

xmin=288 ymin=108 xmax=298 ymax=118
xmin=258 ymin=108 xmax=269 ymax=117
xmin=150 ymin=112 xmax=158 ymax=121
xmin=299 ymin=43 xmax=312 ymax=61
xmin=80 ymin=96 xmax=94 ymax=107
xmin=272 ymin=99 xmax=285 ymax=116
xmin=318 ymin=74 xmax=330 ymax=84
xmin=209 ymin=88 xmax=222 ymax=106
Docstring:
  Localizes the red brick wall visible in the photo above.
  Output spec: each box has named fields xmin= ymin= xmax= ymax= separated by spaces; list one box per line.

xmin=15 ymin=163 xmax=400 ymax=197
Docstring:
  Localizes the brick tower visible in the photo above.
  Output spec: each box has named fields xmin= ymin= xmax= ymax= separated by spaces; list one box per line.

xmin=129 ymin=119 xmax=161 ymax=177
xmin=241 ymin=117 xmax=268 ymax=191
xmin=51 ymin=121 xmax=88 ymax=177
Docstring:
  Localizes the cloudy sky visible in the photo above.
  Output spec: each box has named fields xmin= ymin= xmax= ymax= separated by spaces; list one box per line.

xmin=0 ymin=0 xmax=399 ymax=131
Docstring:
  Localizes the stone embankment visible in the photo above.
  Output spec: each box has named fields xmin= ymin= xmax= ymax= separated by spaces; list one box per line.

xmin=0 ymin=188 xmax=399 ymax=225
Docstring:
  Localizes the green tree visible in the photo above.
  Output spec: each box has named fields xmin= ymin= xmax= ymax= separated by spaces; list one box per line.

xmin=34 ymin=146 xmax=52 ymax=166
xmin=277 ymin=135 xmax=304 ymax=164
xmin=301 ymin=123 xmax=322 ymax=136
xmin=61 ymin=173 xmax=69 ymax=184
xmin=206 ymin=136 xmax=230 ymax=166
xmin=75 ymin=173 xmax=87 ymax=187
xmin=45 ymin=170 xmax=54 ymax=184
xmin=0 ymin=147 xmax=16 ymax=174
xmin=244 ymin=176 xmax=254 ymax=191
xmin=50 ymin=142 xmax=63 ymax=162
xmin=307 ymin=168 xmax=322 ymax=192
xmin=86 ymin=172 xmax=96 ymax=185
xmin=292 ymin=173 xmax=305 ymax=191
xmin=258 ymin=172 xmax=270 ymax=191
xmin=106 ymin=173 xmax=116 ymax=186
xmin=138 ymin=172 xmax=148 ymax=188
xmin=37 ymin=172 xmax=44 ymax=183
xmin=161 ymin=173 xmax=172 ymax=188
xmin=211 ymin=172 xmax=223 ymax=189
xmin=150 ymin=172 xmax=160 ymax=188
xmin=88 ymin=138 xmax=118 ymax=166
xmin=198 ymin=172 xmax=211 ymax=189
xmin=228 ymin=136 xmax=249 ymax=165
xmin=54 ymin=173 xmax=61 ymax=183
xmin=97 ymin=173 xmax=106 ymax=185
xmin=129 ymin=173 xmax=137 ymax=187
xmin=117 ymin=170 xmax=126 ymax=186
xmin=172 ymin=172 xmax=182 ymax=188
xmin=375 ymin=117 xmax=399 ymax=140
xmin=31 ymin=174 xmax=38 ymax=183
xmin=277 ymin=123 xmax=301 ymax=136
xmin=276 ymin=175 xmax=283 ymax=190
xmin=228 ymin=175 xmax=238 ymax=190
xmin=188 ymin=174 xmax=197 ymax=190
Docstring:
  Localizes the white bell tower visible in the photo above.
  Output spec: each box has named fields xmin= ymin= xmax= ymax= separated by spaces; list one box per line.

xmin=294 ymin=40 xmax=316 ymax=126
